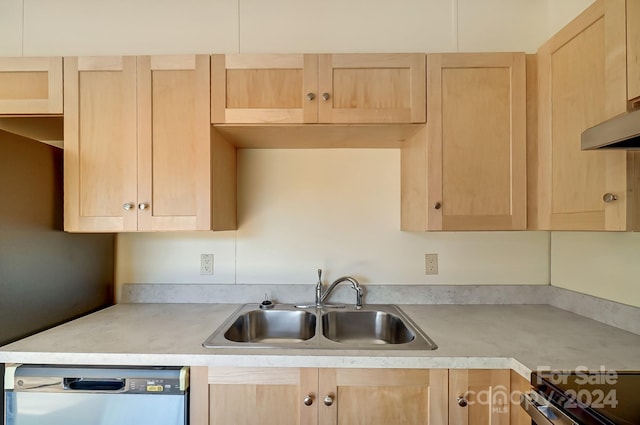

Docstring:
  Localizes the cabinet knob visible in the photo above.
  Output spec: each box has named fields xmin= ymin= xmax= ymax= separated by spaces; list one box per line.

xmin=322 ymin=92 xmax=331 ymax=101
xmin=323 ymin=395 xmax=334 ymax=406
xmin=303 ymin=395 xmax=314 ymax=406
xmin=603 ymin=193 xmax=618 ymax=203
xmin=457 ymin=396 xmax=468 ymax=407
xmin=434 ymin=202 xmax=442 ymax=210
xmin=306 ymin=92 xmax=316 ymax=101
xmin=123 ymin=202 xmax=135 ymax=211
xmin=138 ymin=203 xmax=150 ymax=211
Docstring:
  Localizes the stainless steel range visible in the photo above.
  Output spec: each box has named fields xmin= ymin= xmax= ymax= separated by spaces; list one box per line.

xmin=521 ymin=370 xmax=640 ymax=425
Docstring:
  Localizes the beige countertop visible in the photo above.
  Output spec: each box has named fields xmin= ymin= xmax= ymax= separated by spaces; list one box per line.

xmin=1 ymin=303 xmax=639 ymax=378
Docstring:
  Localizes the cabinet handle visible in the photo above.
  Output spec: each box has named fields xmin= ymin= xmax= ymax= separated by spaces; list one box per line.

xmin=138 ymin=203 xmax=150 ymax=211
xmin=434 ymin=202 xmax=442 ymax=210
xmin=323 ymin=395 xmax=334 ymax=406
xmin=303 ymin=395 xmax=314 ymax=406
xmin=123 ymin=203 xmax=135 ymax=211
xmin=457 ymin=396 xmax=468 ymax=407
xmin=306 ymin=92 xmax=316 ymax=101
xmin=322 ymin=92 xmax=331 ymax=101
xmin=602 ymin=193 xmax=618 ymax=203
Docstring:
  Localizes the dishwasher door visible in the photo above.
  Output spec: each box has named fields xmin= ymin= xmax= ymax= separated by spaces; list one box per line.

xmin=4 ymin=365 xmax=188 ymax=425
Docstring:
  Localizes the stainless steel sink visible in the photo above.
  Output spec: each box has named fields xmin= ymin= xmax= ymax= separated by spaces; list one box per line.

xmin=203 ymin=304 xmax=318 ymax=348
xmin=225 ymin=309 xmax=316 ymax=343
xmin=320 ymin=305 xmax=437 ymax=350
xmin=203 ymin=304 xmax=437 ymax=350
xmin=322 ymin=311 xmax=415 ymax=344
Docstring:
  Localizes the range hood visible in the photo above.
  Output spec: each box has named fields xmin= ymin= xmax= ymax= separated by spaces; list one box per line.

xmin=581 ymin=108 xmax=640 ymax=150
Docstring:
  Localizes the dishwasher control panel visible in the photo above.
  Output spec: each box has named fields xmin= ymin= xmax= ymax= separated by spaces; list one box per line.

xmin=6 ymin=365 xmax=189 ymax=395
xmin=128 ymin=378 xmax=183 ymax=395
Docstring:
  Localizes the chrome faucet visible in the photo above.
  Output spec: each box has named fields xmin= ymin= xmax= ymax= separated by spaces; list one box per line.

xmin=314 ymin=269 xmax=364 ymax=309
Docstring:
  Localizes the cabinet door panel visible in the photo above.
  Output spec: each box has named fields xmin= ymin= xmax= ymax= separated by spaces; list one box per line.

xmin=551 ymin=18 xmax=607 ymax=221
xmin=449 ymin=369 xmax=510 ymax=425
xmin=510 ymin=370 xmax=532 ymax=425
xmin=64 ymin=56 xmax=137 ymax=232
xmin=319 ymin=368 xmax=447 ymax=425
xmin=628 ymin=0 xmax=640 ymax=103
xmin=209 ymin=367 xmax=317 ymax=425
xmin=443 ymin=68 xmax=512 ymax=217
xmin=211 ymin=384 xmax=298 ymax=425
xmin=537 ymin=0 xmax=631 ymax=230
xmin=137 ymin=55 xmax=211 ymax=231
xmin=0 ymin=57 xmax=62 ymax=114
xmin=212 ymin=54 xmax=318 ymax=124
xmin=318 ymin=54 xmax=425 ymax=123
xmin=426 ymin=53 xmax=526 ymax=230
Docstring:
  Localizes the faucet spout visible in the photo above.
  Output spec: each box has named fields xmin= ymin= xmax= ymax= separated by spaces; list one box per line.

xmin=320 ymin=276 xmax=364 ymax=309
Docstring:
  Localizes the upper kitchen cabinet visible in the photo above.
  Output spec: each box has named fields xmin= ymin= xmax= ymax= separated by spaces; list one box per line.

xmin=317 ymin=54 xmax=426 ymax=124
xmin=534 ymin=0 xmax=639 ymax=231
xmin=64 ymin=55 xmax=236 ymax=233
xmin=401 ymin=52 xmax=526 ymax=231
xmin=0 ymin=57 xmax=63 ymax=114
xmin=211 ymin=54 xmax=317 ymax=124
xmin=211 ymin=53 xmax=425 ymax=124
xmin=628 ymin=0 xmax=640 ymax=105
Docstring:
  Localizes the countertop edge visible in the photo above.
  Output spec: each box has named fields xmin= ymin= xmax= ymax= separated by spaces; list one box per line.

xmin=0 ymin=352 xmax=532 ymax=380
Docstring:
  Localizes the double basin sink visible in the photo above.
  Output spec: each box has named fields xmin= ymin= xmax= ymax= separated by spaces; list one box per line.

xmin=203 ymin=304 xmax=437 ymax=350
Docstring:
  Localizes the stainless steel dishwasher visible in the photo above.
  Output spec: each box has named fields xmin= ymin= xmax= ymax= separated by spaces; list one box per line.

xmin=4 ymin=365 xmax=189 ymax=425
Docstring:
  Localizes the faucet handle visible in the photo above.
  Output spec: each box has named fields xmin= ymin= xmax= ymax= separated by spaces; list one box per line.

xmin=315 ymin=269 xmax=323 ymax=306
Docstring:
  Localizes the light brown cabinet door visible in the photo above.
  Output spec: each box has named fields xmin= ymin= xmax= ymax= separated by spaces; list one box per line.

xmin=628 ymin=0 xmax=640 ymax=104
xmin=211 ymin=54 xmax=318 ymax=124
xmin=318 ymin=368 xmax=448 ymax=425
xmin=66 ymin=55 xmax=234 ymax=233
xmin=536 ymin=0 xmax=634 ymax=231
xmin=449 ymin=369 xmax=510 ymax=425
xmin=318 ymin=54 xmax=426 ymax=123
xmin=401 ymin=53 xmax=526 ymax=231
xmin=64 ymin=56 xmax=138 ymax=232
xmin=0 ymin=57 xmax=63 ymax=114
xmin=209 ymin=367 xmax=319 ymax=425
xmin=510 ymin=370 xmax=532 ymax=425
xmin=211 ymin=53 xmax=426 ymax=125
xmin=137 ymin=55 xmax=212 ymax=231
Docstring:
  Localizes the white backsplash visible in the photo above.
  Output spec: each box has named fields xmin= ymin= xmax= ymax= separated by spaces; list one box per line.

xmin=121 ymin=283 xmax=640 ymax=335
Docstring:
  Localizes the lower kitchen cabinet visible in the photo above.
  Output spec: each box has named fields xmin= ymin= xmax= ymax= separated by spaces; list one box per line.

xmin=203 ymin=367 xmax=530 ymax=425
xmin=510 ymin=370 xmax=532 ymax=425
xmin=207 ymin=367 xmax=447 ymax=425
xmin=449 ymin=369 xmax=511 ymax=425
xmin=208 ymin=367 xmax=318 ymax=425
xmin=318 ymin=368 xmax=448 ymax=425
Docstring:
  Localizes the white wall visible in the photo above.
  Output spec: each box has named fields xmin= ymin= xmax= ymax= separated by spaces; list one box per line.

xmin=116 ymin=150 xmax=550 ymax=297
xmin=547 ymin=0 xmax=596 ymax=37
xmin=3 ymin=0 xmax=553 ymax=56
xmin=551 ymin=233 xmax=640 ymax=308
xmin=0 ymin=0 xmax=22 ymax=56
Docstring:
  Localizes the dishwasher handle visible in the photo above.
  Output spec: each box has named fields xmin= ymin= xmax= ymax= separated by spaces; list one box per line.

xmin=520 ymin=392 xmax=578 ymax=425
xmin=64 ymin=378 xmax=126 ymax=392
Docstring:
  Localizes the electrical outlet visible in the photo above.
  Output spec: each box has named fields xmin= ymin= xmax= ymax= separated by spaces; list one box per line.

xmin=200 ymin=254 xmax=214 ymax=275
xmin=425 ymin=253 xmax=438 ymax=275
